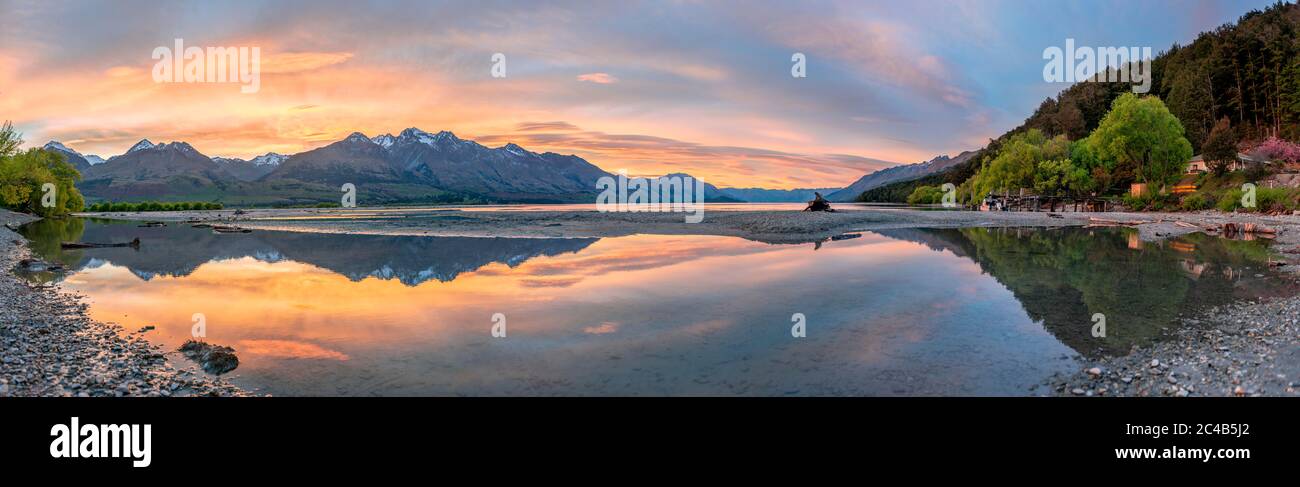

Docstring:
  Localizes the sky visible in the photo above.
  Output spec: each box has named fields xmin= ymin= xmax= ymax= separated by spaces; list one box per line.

xmin=0 ymin=0 xmax=1283 ymax=188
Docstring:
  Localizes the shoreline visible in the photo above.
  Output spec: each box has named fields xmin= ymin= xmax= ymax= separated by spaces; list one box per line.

xmin=80 ymin=205 xmax=1300 ymax=251
xmin=1 ymin=210 xmax=250 ymax=397
xmin=10 ymin=206 xmax=1300 ymax=396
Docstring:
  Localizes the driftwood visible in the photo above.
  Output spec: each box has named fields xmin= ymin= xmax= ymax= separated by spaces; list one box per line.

xmin=62 ymin=237 xmax=140 ymax=249
xmin=1222 ymin=222 xmax=1277 ymax=237
xmin=829 ymin=233 xmax=862 ymax=241
xmin=1086 ymin=217 xmax=1151 ymax=227
xmin=1243 ymin=223 xmax=1277 ymax=234
xmin=211 ymin=225 xmax=252 ymax=234
xmin=137 ymin=221 xmax=166 ymax=228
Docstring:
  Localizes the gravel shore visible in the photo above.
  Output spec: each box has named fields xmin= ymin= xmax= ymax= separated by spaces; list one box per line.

xmin=1042 ymin=296 xmax=1300 ymax=397
xmin=1 ymin=209 xmax=250 ymax=397
xmin=19 ymin=206 xmax=1300 ymax=396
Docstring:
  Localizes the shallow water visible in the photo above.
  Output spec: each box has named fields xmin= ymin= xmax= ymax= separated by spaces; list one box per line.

xmin=19 ymin=218 xmax=1293 ymax=396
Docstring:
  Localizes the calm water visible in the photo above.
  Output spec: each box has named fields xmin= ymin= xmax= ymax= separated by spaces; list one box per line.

xmin=19 ymin=218 xmax=1294 ymax=396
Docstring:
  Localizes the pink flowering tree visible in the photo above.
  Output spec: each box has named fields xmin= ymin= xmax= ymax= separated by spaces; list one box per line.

xmin=1254 ymin=137 xmax=1300 ymax=164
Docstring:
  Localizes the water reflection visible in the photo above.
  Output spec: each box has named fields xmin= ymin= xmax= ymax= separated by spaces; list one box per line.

xmin=877 ymin=227 xmax=1293 ymax=356
xmin=17 ymin=219 xmax=1292 ymax=396
xmin=20 ymin=218 xmax=597 ymax=285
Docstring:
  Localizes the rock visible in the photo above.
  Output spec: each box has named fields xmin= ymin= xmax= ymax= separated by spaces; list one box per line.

xmin=178 ymin=340 xmax=240 ymax=375
xmin=1086 ymin=367 xmax=1103 ymax=377
xmin=1071 ymin=388 xmax=1086 ymax=396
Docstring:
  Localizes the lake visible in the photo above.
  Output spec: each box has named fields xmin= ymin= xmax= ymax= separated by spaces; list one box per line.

xmin=18 ymin=218 xmax=1294 ymax=396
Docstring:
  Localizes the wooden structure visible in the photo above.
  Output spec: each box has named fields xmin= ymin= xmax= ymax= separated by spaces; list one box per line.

xmin=1172 ymin=174 xmax=1199 ymax=195
xmin=979 ymin=188 xmax=1111 ymax=212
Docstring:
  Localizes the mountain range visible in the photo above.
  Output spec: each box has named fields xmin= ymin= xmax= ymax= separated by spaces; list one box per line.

xmin=825 ymin=151 xmax=977 ymax=202
xmin=716 ymin=187 xmax=840 ymax=203
xmin=51 ymin=129 xmax=752 ymax=205
xmin=46 ymin=128 xmax=970 ymax=206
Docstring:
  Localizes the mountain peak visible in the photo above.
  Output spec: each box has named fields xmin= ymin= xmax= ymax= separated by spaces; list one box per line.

xmin=251 ymin=152 xmax=287 ymax=166
xmin=159 ymin=141 xmax=200 ymax=155
xmin=398 ymin=128 xmax=461 ymax=146
xmin=126 ymin=139 xmax=156 ymax=153
xmin=344 ymin=132 xmax=372 ymax=143
xmin=371 ymin=134 xmax=396 ymax=148
xmin=501 ymin=142 xmax=530 ymax=156
xmin=43 ymin=141 xmax=77 ymax=154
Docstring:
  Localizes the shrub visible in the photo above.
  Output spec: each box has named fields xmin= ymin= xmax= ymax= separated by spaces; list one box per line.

xmin=906 ymin=185 xmax=945 ymax=205
xmin=1256 ymin=187 xmax=1295 ymax=212
xmin=1218 ymin=188 xmax=1244 ymax=212
xmin=1180 ymin=193 xmax=1211 ymax=211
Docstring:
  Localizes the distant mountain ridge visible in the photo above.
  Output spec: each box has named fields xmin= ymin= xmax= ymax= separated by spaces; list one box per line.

xmin=50 ymin=130 xmax=631 ymax=204
xmin=717 ymin=187 xmax=839 ymax=203
xmin=263 ymin=128 xmax=617 ymax=202
xmin=211 ymin=152 xmax=286 ymax=181
xmin=826 ymin=151 xmax=977 ymax=202
xmin=47 ymin=129 xmax=822 ymax=205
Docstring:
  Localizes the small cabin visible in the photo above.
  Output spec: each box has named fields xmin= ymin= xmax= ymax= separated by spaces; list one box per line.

xmin=1185 ymin=153 xmax=1267 ymax=174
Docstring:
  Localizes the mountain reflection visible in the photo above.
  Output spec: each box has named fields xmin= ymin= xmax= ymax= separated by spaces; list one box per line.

xmin=19 ymin=218 xmax=599 ymax=286
xmin=877 ymin=227 xmax=1294 ymax=356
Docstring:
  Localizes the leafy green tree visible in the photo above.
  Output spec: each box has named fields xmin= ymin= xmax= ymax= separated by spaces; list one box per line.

xmin=968 ymin=129 xmax=1070 ymax=199
xmin=1201 ymin=116 xmax=1238 ymax=175
xmin=1086 ymin=93 xmax=1194 ymax=193
xmin=906 ymin=185 xmax=944 ymax=205
xmin=0 ymin=121 xmax=20 ymax=158
xmin=0 ymin=122 xmax=86 ymax=217
xmin=1033 ymin=159 xmax=1091 ymax=198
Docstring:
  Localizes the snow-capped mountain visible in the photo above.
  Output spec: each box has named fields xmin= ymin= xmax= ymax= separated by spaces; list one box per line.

xmin=210 ymin=152 xmax=285 ymax=181
xmin=57 ymin=128 xmax=733 ymax=204
xmin=125 ymin=139 xmax=156 ymax=154
xmin=42 ymin=140 xmax=99 ymax=173
xmin=90 ymin=140 xmax=227 ymax=183
xmin=44 ymin=141 xmax=75 ymax=153
xmin=370 ymin=134 xmax=396 ymax=148
xmin=264 ymin=128 xmax=613 ymax=201
xmin=250 ymin=152 xmax=287 ymax=166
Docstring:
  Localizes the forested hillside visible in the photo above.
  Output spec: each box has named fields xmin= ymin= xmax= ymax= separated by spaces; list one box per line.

xmin=861 ymin=1 xmax=1300 ymax=202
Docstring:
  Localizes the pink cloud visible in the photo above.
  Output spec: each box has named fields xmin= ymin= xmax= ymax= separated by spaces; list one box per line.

xmin=576 ymin=72 xmax=618 ymax=84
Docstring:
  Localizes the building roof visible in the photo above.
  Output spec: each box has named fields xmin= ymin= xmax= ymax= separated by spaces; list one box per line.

xmin=1189 ymin=153 xmax=1268 ymax=163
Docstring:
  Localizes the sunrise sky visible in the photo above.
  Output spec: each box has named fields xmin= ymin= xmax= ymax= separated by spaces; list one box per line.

xmin=0 ymin=0 xmax=1277 ymax=188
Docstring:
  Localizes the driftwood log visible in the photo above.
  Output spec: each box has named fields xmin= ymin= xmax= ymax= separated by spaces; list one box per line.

xmin=62 ymin=237 xmax=140 ymax=249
